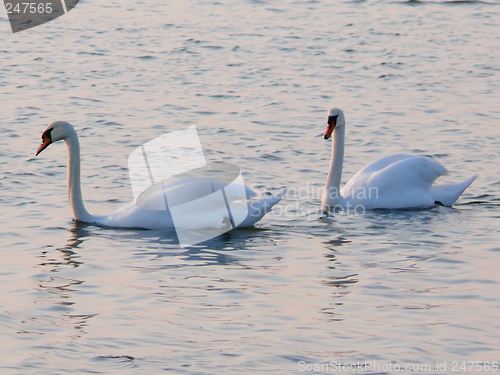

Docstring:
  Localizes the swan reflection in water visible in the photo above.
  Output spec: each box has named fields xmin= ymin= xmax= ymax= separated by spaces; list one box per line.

xmin=46 ymin=221 xmax=286 ymax=271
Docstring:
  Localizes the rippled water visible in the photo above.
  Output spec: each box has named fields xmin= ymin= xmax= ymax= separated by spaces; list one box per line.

xmin=1 ymin=0 xmax=499 ymax=373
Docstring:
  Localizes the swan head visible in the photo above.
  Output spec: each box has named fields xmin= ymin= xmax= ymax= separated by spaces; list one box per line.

xmin=324 ymin=108 xmax=345 ymax=140
xmin=36 ymin=121 xmax=76 ymax=156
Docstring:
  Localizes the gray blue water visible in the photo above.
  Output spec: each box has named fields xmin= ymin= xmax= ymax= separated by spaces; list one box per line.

xmin=1 ymin=0 xmax=499 ymax=373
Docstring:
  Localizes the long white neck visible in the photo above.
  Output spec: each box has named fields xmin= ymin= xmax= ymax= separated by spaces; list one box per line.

xmin=323 ymin=124 xmax=345 ymax=207
xmin=65 ymin=131 xmax=95 ymax=222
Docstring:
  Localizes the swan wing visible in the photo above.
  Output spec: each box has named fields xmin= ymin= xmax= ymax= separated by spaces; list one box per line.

xmin=341 ymin=156 xmax=448 ymax=208
xmin=341 ymin=154 xmax=415 ymax=194
xmin=162 ymin=177 xmax=257 ymax=199
xmin=368 ymin=156 xmax=448 ymax=192
xmin=354 ymin=153 xmax=416 ymax=174
xmin=134 ymin=177 xmax=256 ymax=209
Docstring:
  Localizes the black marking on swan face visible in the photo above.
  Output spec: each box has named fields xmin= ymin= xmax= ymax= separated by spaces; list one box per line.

xmin=36 ymin=127 xmax=54 ymax=156
xmin=42 ymin=127 xmax=54 ymax=142
xmin=327 ymin=114 xmax=338 ymax=126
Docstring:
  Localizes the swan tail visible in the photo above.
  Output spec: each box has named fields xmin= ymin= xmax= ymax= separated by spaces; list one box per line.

xmin=236 ymin=187 xmax=287 ymax=227
xmin=429 ymin=174 xmax=478 ymax=206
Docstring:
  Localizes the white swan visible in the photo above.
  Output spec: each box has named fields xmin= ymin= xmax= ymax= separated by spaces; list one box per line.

xmin=322 ymin=108 xmax=477 ymax=210
xmin=36 ymin=121 xmax=286 ymax=229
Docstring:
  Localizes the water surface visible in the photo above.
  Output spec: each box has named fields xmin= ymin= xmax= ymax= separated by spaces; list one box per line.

xmin=1 ymin=0 xmax=499 ymax=373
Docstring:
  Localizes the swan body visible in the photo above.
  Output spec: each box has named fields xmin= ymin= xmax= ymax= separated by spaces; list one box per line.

xmin=322 ymin=108 xmax=477 ymax=210
xmin=36 ymin=121 xmax=285 ymax=230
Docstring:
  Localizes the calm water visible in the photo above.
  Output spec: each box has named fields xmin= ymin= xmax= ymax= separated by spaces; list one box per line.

xmin=1 ymin=0 xmax=499 ymax=373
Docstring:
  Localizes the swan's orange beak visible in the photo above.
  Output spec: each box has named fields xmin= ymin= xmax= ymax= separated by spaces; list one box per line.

xmin=36 ymin=131 xmax=52 ymax=156
xmin=324 ymin=116 xmax=337 ymax=140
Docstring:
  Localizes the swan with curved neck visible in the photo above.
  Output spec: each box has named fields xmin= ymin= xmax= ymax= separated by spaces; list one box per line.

xmin=322 ymin=108 xmax=477 ymax=210
xmin=36 ymin=121 xmax=285 ymax=229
